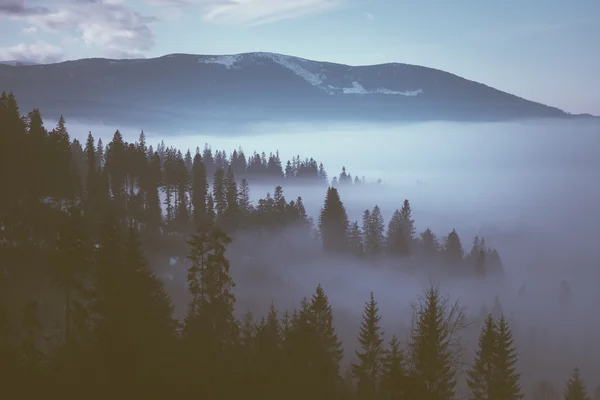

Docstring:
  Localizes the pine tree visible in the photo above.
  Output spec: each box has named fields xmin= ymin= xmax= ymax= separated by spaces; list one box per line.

xmin=318 ymin=187 xmax=349 ymax=253
xmin=223 ymin=165 xmax=240 ymax=231
xmin=564 ymin=367 xmax=590 ymax=400
xmin=399 ymin=199 xmax=415 ymax=240
xmin=238 ymin=178 xmax=252 ymax=218
xmin=255 ymin=303 xmax=284 ymax=400
xmin=183 ymin=227 xmax=237 ymax=397
xmin=51 ymin=205 xmax=89 ymax=345
xmin=467 ymin=314 xmax=497 ymax=400
xmin=444 ymin=229 xmax=464 ymax=266
xmin=307 ymin=284 xmax=344 ymax=400
xmin=386 ymin=209 xmax=409 ymax=256
xmin=212 ymin=168 xmax=226 ymax=220
xmin=146 ymin=152 xmax=163 ymax=230
xmin=419 ymin=228 xmax=439 ymax=256
xmin=470 ymin=236 xmax=481 ymax=258
xmin=493 ymin=315 xmax=523 ymax=400
xmin=364 ymin=206 xmax=385 ymax=256
xmin=352 ymin=291 xmax=386 ymax=400
xmin=348 ymin=221 xmax=364 ymax=257
xmin=380 ymin=335 xmax=407 ymax=400
xmin=191 ymin=153 xmax=208 ymax=229
xmin=475 ymin=249 xmax=486 ymax=275
xmin=407 ymin=286 xmax=467 ymax=400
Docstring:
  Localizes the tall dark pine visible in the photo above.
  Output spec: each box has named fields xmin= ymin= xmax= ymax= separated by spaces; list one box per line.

xmin=364 ymin=206 xmax=385 ymax=256
xmin=254 ymin=303 xmax=284 ymax=400
xmin=564 ymin=367 xmax=590 ymax=400
xmin=318 ymin=187 xmax=349 ymax=253
xmin=183 ymin=227 xmax=237 ymax=397
xmin=223 ymin=165 xmax=240 ymax=231
xmin=493 ymin=315 xmax=523 ymax=400
xmin=307 ymin=284 xmax=344 ymax=400
xmin=466 ymin=314 xmax=497 ymax=400
xmin=444 ymin=229 xmax=464 ymax=266
xmin=352 ymin=291 xmax=386 ymax=400
xmin=380 ymin=335 xmax=407 ymax=400
xmin=407 ymin=287 xmax=465 ymax=400
xmin=51 ymin=206 xmax=89 ymax=345
xmin=386 ymin=209 xmax=408 ymax=256
xmin=419 ymin=228 xmax=439 ymax=257
xmin=348 ymin=221 xmax=364 ymax=257
xmin=475 ymin=249 xmax=486 ymax=275
xmin=191 ymin=153 xmax=209 ymax=229
xmin=212 ymin=168 xmax=226 ymax=220
xmin=146 ymin=152 xmax=163 ymax=230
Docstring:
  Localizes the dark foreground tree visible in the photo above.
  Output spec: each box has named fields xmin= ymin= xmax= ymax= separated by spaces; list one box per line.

xmin=407 ymin=286 xmax=468 ymax=400
xmin=352 ymin=291 xmax=385 ymax=400
xmin=564 ymin=367 xmax=590 ymax=400
xmin=467 ymin=314 xmax=497 ymax=400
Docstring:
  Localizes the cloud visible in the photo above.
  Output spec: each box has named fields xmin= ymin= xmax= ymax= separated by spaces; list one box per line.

xmin=22 ymin=25 xmax=38 ymax=34
xmin=150 ymin=0 xmax=344 ymax=26
xmin=0 ymin=41 xmax=64 ymax=63
xmin=0 ymin=0 xmax=50 ymax=16
xmin=365 ymin=12 xmax=373 ymax=21
xmin=6 ymin=0 xmax=156 ymax=58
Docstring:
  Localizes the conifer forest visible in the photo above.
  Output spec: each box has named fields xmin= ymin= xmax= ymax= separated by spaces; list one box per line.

xmin=1 ymin=91 xmax=598 ymax=400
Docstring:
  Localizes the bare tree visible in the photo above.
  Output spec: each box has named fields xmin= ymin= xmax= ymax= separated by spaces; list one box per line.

xmin=533 ymin=381 xmax=559 ymax=400
xmin=406 ymin=286 xmax=470 ymax=400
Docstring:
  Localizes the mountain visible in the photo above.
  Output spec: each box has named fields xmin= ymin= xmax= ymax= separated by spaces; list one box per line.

xmin=0 ymin=60 xmax=40 ymax=66
xmin=0 ymin=52 xmax=594 ymax=130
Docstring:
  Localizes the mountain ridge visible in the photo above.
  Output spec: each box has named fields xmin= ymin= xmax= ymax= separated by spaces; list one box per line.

xmin=1 ymin=52 xmax=597 ymax=131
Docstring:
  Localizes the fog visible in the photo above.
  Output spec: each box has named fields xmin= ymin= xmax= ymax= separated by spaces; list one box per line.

xmin=58 ymin=118 xmax=600 ymax=392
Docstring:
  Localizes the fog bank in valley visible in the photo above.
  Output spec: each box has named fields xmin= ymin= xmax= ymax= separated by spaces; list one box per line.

xmin=59 ymin=117 xmax=600 ymax=392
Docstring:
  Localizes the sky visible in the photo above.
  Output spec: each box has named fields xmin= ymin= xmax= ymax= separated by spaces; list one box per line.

xmin=0 ymin=0 xmax=599 ymax=115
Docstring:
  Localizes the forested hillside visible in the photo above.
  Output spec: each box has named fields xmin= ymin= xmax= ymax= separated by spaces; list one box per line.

xmin=0 ymin=91 xmax=596 ymax=400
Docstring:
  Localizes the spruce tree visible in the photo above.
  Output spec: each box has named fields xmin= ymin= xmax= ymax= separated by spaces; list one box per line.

xmin=365 ymin=206 xmax=385 ymax=256
xmin=349 ymin=221 xmax=364 ymax=257
xmin=419 ymin=228 xmax=439 ymax=256
xmin=352 ymin=291 xmax=385 ymax=400
xmin=51 ymin=205 xmax=89 ymax=345
xmin=564 ymin=367 xmax=590 ymax=400
xmin=223 ymin=165 xmax=239 ymax=230
xmin=238 ymin=178 xmax=252 ymax=218
xmin=467 ymin=314 xmax=497 ymax=400
xmin=407 ymin=286 xmax=467 ymax=400
xmin=191 ymin=153 xmax=208 ymax=229
xmin=318 ymin=187 xmax=349 ymax=253
xmin=493 ymin=315 xmax=523 ymax=400
xmin=475 ymin=249 xmax=486 ymax=275
xmin=444 ymin=229 xmax=464 ymax=266
xmin=212 ymin=168 xmax=226 ymax=219
xmin=255 ymin=303 xmax=284 ymax=400
xmin=146 ymin=152 xmax=163 ymax=230
xmin=380 ymin=335 xmax=407 ymax=400
xmin=399 ymin=199 xmax=415 ymax=240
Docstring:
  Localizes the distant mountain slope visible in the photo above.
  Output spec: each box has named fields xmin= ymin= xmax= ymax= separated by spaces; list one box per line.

xmin=0 ymin=60 xmax=40 ymax=66
xmin=0 ymin=52 xmax=593 ymax=130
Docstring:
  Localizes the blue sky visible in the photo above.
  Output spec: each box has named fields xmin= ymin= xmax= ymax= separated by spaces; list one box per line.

xmin=1 ymin=0 xmax=599 ymax=114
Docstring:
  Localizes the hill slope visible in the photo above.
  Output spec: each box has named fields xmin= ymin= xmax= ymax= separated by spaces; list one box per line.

xmin=0 ymin=52 xmax=590 ymax=130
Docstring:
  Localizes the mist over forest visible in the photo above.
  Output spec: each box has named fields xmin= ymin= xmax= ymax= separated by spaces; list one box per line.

xmin=2 ymin=91 xmax=600 ymax=400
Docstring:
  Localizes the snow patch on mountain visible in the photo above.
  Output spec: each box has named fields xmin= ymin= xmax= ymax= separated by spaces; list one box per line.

xmin=341 ymin=82 xmax=423 ymax=96
xmin=343 ymin=81 xmax=369 ymax=94
xmin=375 ymin=88 xmax=423 ymax=96
xmin=198 ymin=54 xmax=242 ymax=69
xmin=256 ymin=52 xmax=326 ymax=87
xmin=195 ymin=52 xmax=423 ymax=97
